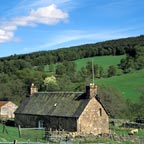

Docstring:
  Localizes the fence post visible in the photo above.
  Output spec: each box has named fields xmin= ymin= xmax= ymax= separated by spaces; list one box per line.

xmin=2 ymin=123 xmax=8 ymax=134
xmin=14 ymin=140 xmax=17 ymax=144
xmin=18 ymin=125 xmax=21 ymax=137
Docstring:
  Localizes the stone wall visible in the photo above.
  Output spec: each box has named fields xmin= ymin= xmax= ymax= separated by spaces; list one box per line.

xmin=122 ymin=122 xmax=144 ymax=129
xmin=77 ymin=97 xmax=109 ymax=135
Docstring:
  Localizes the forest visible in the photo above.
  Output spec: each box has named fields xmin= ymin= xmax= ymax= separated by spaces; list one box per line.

xmin=0 ymin=35 xmax=144 ymax=119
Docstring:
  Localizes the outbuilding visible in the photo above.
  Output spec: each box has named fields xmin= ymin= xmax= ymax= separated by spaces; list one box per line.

xmin=0 ymin=101 xmax=17 ymax=118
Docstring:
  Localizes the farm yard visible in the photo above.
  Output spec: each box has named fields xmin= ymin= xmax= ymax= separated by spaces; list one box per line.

xmin=0 ymin=121 xmax=144 ymax=144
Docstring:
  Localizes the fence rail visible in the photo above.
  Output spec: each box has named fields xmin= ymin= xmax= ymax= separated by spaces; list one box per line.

xmin=0 ymin=142 xmax=51 ymax=144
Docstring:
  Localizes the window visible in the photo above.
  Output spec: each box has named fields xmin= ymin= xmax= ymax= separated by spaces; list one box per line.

xmin=38 ymin=120 xmax=44 ymax=128
xmin=99 ymin=108 xmax=102 ymax=116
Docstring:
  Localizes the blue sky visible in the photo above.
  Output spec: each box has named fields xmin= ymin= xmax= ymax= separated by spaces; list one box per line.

xmin=0 ymin=0 xmax=144 ymax=57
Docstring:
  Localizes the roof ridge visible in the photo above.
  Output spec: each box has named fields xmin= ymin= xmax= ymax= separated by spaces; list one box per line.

xmin=36 ymin=92 xmax=83 ymax=94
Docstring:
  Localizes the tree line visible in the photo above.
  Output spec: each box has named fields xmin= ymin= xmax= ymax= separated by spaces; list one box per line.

xmin=1 ymin=35 xmax=144 ymax=66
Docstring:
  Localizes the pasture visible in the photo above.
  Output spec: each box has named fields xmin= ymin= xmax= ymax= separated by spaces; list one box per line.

xmin=0 ymin=124 xmax=23 ymax=142
xmin=75 ymin=55 xmax=125 ymax=71
xmin=75 ymin=55 xmax=144 ymax=102
xmin=96 ymin=69 xmax=144 ymax=102
xmin=75 ymin=55 xmax=125 ymax=72
xmin=0 ymin=123 xmax=144 ymax=143
xmin=44 ymin=55 xmax=125 ymax=72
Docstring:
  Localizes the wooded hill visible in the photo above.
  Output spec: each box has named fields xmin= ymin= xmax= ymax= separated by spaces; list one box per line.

xmin=0 ymin=35 xmax=144 ymax=119
xmin=1 ymin=35 xmax=144 ymax=66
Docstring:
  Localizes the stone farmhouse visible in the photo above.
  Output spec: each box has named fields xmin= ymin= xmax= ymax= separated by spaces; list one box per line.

xmin=15 ymin=83 xmax=109 ymax=135
xmin=0 ymin=101 xmax=18 ymax=118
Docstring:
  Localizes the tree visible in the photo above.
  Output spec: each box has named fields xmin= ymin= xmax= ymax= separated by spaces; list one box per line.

xmin=79 ymin=67 xmax=89 ymax=80
xmin=86 ymin=61 xmax=99 ymax=78
xmin=119 ymin=45 xmax=144 ymax=73
xmin=44 ymin=76 xmax=59 ymax=91
xmin=55 ymin=64 xmax=66 ymax=75
xmin=98 ymin=86 xmax=126 ymax=118
xmin=107 ymin=65 xmax=117 ymax=77
xmin=63 ymin=61 xmax=76 ymax=74
xmin=57 ymin=74 xmax=74 ymax=91
xmin=99 ymin=66 xmax=104 ymax=78
xmin=49 ymin=63 xmax=54 ymax=72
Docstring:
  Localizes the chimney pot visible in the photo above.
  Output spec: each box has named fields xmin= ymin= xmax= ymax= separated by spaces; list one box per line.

xmin=86 ymin=83 xmax=97 ymax=99
xmin=30 ymin=83 xmax=38 ymax=95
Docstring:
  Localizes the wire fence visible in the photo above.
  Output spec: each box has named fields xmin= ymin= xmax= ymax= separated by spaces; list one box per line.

xmin=18 ymin=126 xmax=70 ymax=142
xmin=17 ymin=126 xmax=72 ymax=144
xmin=20 ymin=128 xmax=45 ymax=140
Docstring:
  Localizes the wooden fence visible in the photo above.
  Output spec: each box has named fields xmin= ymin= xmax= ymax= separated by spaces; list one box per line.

xmin=0 ymin=141 xmax=73 ymax=144
xmin=0 ymin=141 xmax=51 ymax=144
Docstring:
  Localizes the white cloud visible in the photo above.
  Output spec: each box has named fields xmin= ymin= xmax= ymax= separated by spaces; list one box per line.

xmin=0 ymin=29 xmax=14 ymax=43
xmin=29 ymin=4 xmax=68 ymax=25
xmin=0 ymin=4 xmax=68 ymax=43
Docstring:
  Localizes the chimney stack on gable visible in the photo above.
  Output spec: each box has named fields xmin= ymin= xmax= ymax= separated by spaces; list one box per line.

xmin=30 ymin=83 xmax=38 ymax=95
xmin=86 ymin=83 xmax=97 ymax=99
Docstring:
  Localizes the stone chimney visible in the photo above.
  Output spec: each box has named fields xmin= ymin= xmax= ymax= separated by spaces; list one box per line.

xmin=30 ymin=83 xmax=38 ymax=95
xmin=86 ymin=83 xmax=97 ymax=99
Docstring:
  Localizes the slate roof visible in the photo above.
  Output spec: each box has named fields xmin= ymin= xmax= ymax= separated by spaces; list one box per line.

xmin=15 ymin=92 xmax=90 ymax=118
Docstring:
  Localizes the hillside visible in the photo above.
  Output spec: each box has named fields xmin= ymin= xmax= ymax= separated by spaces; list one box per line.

xmin=44 ymin=55 xmax=143 ymax=102
xmin=44 ymin=55 xmax=125 ymax=72
xmin=74 ymin=55 xmax=143 ymax=102
xmin=96 ymin=69 xmax=144 ymax=102
xmin=75 ymin=55 xmax=125 ymax=72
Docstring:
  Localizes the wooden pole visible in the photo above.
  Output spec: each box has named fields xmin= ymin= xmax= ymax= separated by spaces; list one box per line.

xmin=14 ymin=140 xmax=17 ymax=144
xmin=18 ymin=125 xmax=21 ymax=137
xmin=2 ymin=123 xmax=8 ymax=134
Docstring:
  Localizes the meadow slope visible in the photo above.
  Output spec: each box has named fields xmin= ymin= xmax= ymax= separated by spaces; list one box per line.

xmin=96 ymin=69 xmax=144 ymax=102
xmin=74 ymin=55 xmax=143 ymax=102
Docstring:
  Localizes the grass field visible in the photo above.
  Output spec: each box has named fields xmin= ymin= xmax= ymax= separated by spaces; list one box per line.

xmin=74 ymin=55 xmax=144 ymax=102
xmin=96 ymin=69 xmax=144 ymax=102
xmin=0 ymin=124 xmax=144 ymax=143
xmin=44 ymin=55 xmax=125 ymax=72
xmin=0 ymin=124 xmax=23 ymax=142
xmin=0 ymin=124 xmax=45 ymax=142
xmin=75 ymin=55 xmax=125 ymax=72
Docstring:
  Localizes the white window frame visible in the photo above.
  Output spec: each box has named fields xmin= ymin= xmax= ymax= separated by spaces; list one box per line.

xmin=38 ymin=120 xmax=44 ymax=128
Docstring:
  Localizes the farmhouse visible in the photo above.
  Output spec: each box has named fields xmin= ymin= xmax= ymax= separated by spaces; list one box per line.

xmin=0 ymin=101 xmax=18 ymax=118
xmin=15 ymin=83 xmax=109 ymax=135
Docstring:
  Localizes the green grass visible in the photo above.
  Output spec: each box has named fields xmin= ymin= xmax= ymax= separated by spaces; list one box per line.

xmin=74 ymin=55 xmax=143 ymax=102
xmin=75 ymin=55 xmax=125 ymax=72
xmin=0 ymin=124 xmax=45 ymax=142
xmin=0 ymin=124 xmax=23 ymax=142
xmin=74 ymin=126 xmax=144 ymax=144
xmin=44 ymin=55 xmax=125 ymax=72
xmin=0 ymin=124 xmax=144 ymax=143
xmin=96 ymin=69 xmax=144 ymax=102
xmin=111 ymin=126 xmax=144 ymax=137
